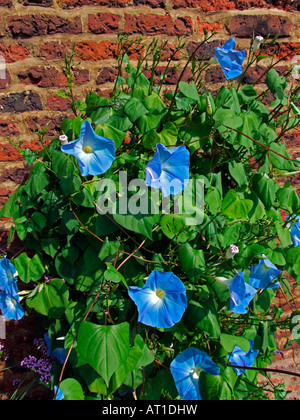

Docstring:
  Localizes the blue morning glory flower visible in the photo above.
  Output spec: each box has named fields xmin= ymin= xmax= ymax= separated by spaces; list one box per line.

xmin=287 ymin=215 xmax=300 ymax=247
xmin=44 ymin=333 xmax=66 ymax=365
xmin=54 ymin=386 xmax=64 ymax=400
xmin=215 ymin=272 xmax=257 ymax=314
xmin=0 ymin=291 xmax=24 ymax=320
xmin=61 ymin=120 xmax=115 ymax=176
xmin=227 ymin=339 xmax=259 ymax=376
xmin=128 ymin=270 xmax=187 ymax=328
xmin=170 ymin=347 xmax=220 ymax=400
xmin=249 ymin=254 xmax=282 ymax=289
xmin=0 ymin=257 xmax=18 ymax=296
xmin=214 ymin=37 xmax=246 ymax=80
xmin=145 ymin=143 xmax=190 ymax=197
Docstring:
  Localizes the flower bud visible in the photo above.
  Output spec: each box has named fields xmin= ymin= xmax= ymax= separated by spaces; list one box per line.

xmin=206 ymin=95 xmax=213 ymax=115
xmin=59 ymin=135 xmax=68 ymax=145
xmin=225 ymin=244 xmax=239 ymax=260
xmin=253 ymin=36 xmax=264 ymax=53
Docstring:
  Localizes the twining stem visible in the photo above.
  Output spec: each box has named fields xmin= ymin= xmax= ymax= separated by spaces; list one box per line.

xmin=223 ymin=126 xmax=292 ymax=161
xmin=223 ymin=363 xmax=300 ymax=379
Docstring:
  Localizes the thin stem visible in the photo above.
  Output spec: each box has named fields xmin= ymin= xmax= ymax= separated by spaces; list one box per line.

xmin=223 ymin=363 xmax=300 ymax=378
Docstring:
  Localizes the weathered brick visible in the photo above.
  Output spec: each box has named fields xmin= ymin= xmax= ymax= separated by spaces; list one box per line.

xmin=0 ymin=188 xmax=12 ymax=206
xmin=143 ymin=66 xmax=192 ymax=84
xmin=186 ymin=40 xmax=222 ymax=61
xmin=0 ymin=167 xmax=29 ymax=184
xmin=40 ymin=41 xmax=70 ymax=60
xmin=197 ymin=20 xmax=224 ymax=33
xmin=0 ymin=0 xmax=13 ymax=6
xmin=75 ymin=41 xmax=118 ymax=61
xmin=21 ymin=0 xmax=53 ymax=5
xmin=265 ymin=42 xmax=300 ymax=60
xmin=124 ymin=14 xmax=193 ymax=35
xmin=171 ymin=0 xmax=236 ymax=10
xmin=6 ymin=15 xmax=82 ymax=38
xmin=46 ymin=95 xmax=70 ymax=111
xmin=0 ymin=91 xmax=43 ymax=113
xmin=0 ymin=119 xmax=20 ymax=137
xmin=0 ymin=44 xmax=30 ymax=63
xmin=133 ymin=0 xmax=166 ymax=7
xmin=60 ymin=0 xmax=130 ymax=7
xmin=0 ymin=143 xmax=22 ymax=162
xmin=0 ymin=71 xmax=11 ymax=89
xmin=26 ymin=115 xmax=64 ymax=136
xmin=18 ymin=66 xmax=89 ymax=88
xmin=230 ymin=15 xmax=293 ymax=38
xmin=96 ymin=67 xmax=118 ymax=85
xmin=88 ymin=13 xmax=120 ymax=34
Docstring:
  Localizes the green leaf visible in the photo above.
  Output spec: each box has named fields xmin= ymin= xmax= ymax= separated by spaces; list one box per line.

xmin=77 ymin=321 xmax=130 ymax=386
xmin=124 ymin=97 xmax=148 ymax=123
xmin=113 ymin=209 xmax=160 ymax=240
xmin=178 ymin=243 xmax=205 ymax=282
xmin=220 ymin=333 xmax=251 ymax=353
xmin=222 ymin=190 xmax=253 ymax=219
xmin=13 ymin=252 xmax=45 ymax=283
xmin=26 ymin=278 xmax=69 ymax=318
xmin=276 ymin=185 xmax=300 ymax=213
xmin=183 ymin=300 xmax=221 ymax=339
xmin=179 ymin=81 xmax=199 ymax=102
xmin=104 ymin=262 xmax=128 ymax=288
xmin=228 ymin=161 xmax=247 ymax=187
xmin=60 ymin=378 xmax=85 ymax=400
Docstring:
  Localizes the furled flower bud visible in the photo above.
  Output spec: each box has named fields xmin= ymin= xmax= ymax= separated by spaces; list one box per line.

xmin=206 ymin=95 xmax=213 ymax=115
xmin=59 ymin=135 xmax=68 ymax=145
xmin=226 ymin=244 xmax=239 ymax=260
xmin=253 ymin=36 xmax=264 ymax=53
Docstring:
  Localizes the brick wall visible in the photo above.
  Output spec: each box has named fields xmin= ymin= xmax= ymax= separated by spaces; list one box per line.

xmin=0 ymin=0 xmax=299 ymax=399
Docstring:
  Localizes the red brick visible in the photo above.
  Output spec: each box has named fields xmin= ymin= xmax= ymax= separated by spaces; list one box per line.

xmin=46 ymin=95 xmax=70 ymax=111
xmin=0 ymin=71 xmax=11 ymax=90
xmin=197 ymin=20 xmax=224 ymax=33
xmin=0 ymin=188 xmax=12 ymax=206
xmin=60 ymin=0 xmax=130 ymax=6
xmin=96 ymin=67 xmax=118 ymax=85
xmin=265 ymin=42 xmax=300 ymax=61
xmin=171 ymin=0 xmax=236 ymax=10
xmin=18 ymin=66 xmax=89 ymax=88
xmin=75 ymin=41 xmax=118 ymax=61
xmin=0 ymin=143 xmax=22 ymax=162
xmin=0 ymin=119 xmax=20 ymax=137
xmin=0 ymin=44 xmax=30 ymax=63
xmin=6 ymin=15 xmax=82 ymax=38
xmin=26 ymin=115 xmax=66 ymax=136
xmin=21 ymin=0 xmax=53 ymax=5
xmin=40 ymin=41 xmax=70 ymax=60
xmin=0 ymin=0 xmax=13 ymax=5
xmin=0 ymin=91 xmax=43 ymax=113
xmin=0 ymin=167 xmax=29 ymax=184
xmin=88 ymin=13 xmax=120 ymax=34
xmin=124 ymin=14 xmax=193 ymax=35
xmin=143 ymin=66 xmax=192 ymax=85
xmin=133 ymin=0 xmax=166 ymax=7
xmin=230 ymin=15 xmax=293 ymax=38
